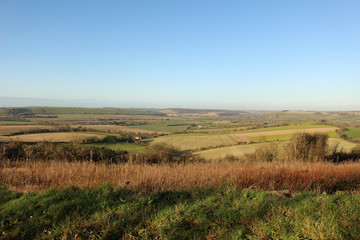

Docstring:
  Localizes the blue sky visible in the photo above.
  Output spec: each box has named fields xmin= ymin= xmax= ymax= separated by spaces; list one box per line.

xmin=1 ymin=0 xmax=359 ymax=110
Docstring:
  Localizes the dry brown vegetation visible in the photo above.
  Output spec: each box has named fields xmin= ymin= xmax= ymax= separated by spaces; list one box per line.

xmin=0 ymin=132 xmax=106 ymax=142
xmin=78 ymin=124 xmax=159 ymax=134
xmin=2 ymin=160 xmax=360 ymax=193
xmin=0 ymin=125 xmax=54 ymax=135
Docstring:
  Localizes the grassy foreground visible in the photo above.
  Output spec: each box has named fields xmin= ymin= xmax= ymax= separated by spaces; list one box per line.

xmin=1 ymin=184 xmax=360 ymax=239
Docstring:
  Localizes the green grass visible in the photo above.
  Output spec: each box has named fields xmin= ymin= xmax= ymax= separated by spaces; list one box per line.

xmin=85 ymin=143 xmax=147 ymax=153
xmin=345 ymin=127 xmax=360 ymax=141
xmin=2 ymin=185 xmax=360 ymax=239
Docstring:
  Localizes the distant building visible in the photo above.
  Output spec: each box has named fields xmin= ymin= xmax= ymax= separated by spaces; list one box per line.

xmin=135 ymin=136 xmax=142 ymax=140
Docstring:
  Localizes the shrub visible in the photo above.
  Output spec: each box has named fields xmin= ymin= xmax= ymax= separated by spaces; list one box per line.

xmin=243 ymin=133 xmax=329 ymax=162
xmin=0 ymin=142 xmax=127 ymax=163
xmin=144 ymin=143 xmax=180 ymax=164
xmin=102 ymin=135 xmax=117 ymax=143
xmin=244 ymin=142 xmax=279 ymax=162
xmin=284 ymin=133 xmax=328 ymax=162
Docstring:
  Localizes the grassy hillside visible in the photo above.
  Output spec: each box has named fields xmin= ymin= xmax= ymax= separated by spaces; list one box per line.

xmin=1 ymin=185 xmax=360 ymax=239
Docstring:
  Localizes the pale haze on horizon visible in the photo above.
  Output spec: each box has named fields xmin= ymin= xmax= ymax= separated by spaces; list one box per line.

xmin=0 ymin=0 xmax=359 ymax=110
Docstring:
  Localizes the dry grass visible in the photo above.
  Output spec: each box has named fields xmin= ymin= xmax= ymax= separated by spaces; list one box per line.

xmin=151 ymin=134 xmax=251 ymax=150
xmin=195 ymin=143 xmax=270 ymax=160
xmin=328 ymin=138 xmax=358 ymax=152
xmin=0 ymin=132 xmax=106 ymax=142
xmin=79 ymin=125 xmax=159 ymax=134
xmin=1 ymin=160 xmax=360 ymax=193
xmin=0 ymin=125 xmax=54 ymax=136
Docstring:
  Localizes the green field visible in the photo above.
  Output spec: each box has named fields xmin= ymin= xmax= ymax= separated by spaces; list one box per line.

xmin=85 ymin=143 xmax=147 ymax=153
xmin=345 ymin=127 xmax=360 ymax=141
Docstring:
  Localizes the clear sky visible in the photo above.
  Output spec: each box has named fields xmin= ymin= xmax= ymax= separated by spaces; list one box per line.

xmin=1 ymin=0 xmax=359 ymax=110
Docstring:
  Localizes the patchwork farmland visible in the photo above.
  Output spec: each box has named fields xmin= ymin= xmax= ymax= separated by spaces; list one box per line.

xmin=1 ymin=107 xmax=360 ymax=239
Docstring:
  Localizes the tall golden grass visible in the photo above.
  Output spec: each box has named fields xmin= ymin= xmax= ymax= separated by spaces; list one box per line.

xmin=1 ymin=160 xmax=360 ymax=193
